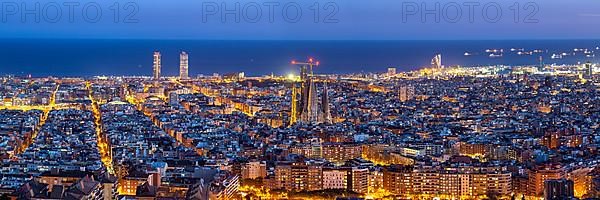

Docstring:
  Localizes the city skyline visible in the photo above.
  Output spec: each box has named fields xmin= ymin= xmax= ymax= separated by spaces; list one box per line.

xmin=0 ymin=62 xmax=598 ymax=199
xmin=0 ymin=1 xmax=599 ymax=200
xmin=0 ymin=39 xmax=598 ymax=77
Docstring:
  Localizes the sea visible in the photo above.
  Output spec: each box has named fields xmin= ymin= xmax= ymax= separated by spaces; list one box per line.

xmin=0 ymin=39 xmax=598 ymax=77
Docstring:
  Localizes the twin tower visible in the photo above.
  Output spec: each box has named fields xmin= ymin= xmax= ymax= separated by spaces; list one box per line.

xmin=153 ymin=51 xmax=189 ymax=80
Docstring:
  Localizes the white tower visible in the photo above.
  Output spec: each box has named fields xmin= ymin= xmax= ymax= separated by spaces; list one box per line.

xmin=153 ymin=51 xmax=161 ymax=80
xmin=431 ymin=54 xmax=442 ymax=69
xmin=180 ymin=51 xmax=189 ymax=79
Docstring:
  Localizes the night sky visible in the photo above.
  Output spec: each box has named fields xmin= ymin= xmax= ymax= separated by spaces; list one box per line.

xmin=2 ymin=0 xmax=599 ymax=40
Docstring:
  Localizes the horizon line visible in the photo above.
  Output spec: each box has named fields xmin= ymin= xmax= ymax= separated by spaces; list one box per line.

xmin=1 ymin=37 xmax=600 ymax=41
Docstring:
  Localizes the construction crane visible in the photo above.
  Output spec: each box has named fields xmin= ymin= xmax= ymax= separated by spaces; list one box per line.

xmin=289 ymin=58 xmax=320 ymax=126
xmin=291 ymin=57 xmax=320 ymax=77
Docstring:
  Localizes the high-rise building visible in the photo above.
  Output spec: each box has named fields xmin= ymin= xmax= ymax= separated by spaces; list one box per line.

xmin=274 ymin=161 xmax=323 ymax=191
xmin=322 ymin=168 xmax=348 ymax=190
xmin=432 ymin=54 xmax=442 ymax=69
xmin=544 ymin=179 xmax=575 ymax=200
xmin=399 ymin=85 xmax=415 ymax=102
xmin=568 ymin=167 xmax=594 ymax=198
xmin=585 ymin=62 xmax=593 ymax=78
xmin=179 ymin=51 xmax=189 ymax=79
xmin=350 ymin=167 xmax=369 ymax=194
xmin=241 ymin=161 xmax=267 ymax=180
xmin=322 ymin=143 xmax=362 ymax=164
xmin=383 ymin=165 xmax=412 ymax=195
xmin=387 ymin=67 xmax=397 ymax=76
xmin=529 ymin=164 xmax=565 ymax=197
xmin=153 ymin=51 xmax=161 ymax=80
xmin=368 ymin=169 xmax=384 ymax=193
xmin=382 ymin=164 xmax=512 ymax=197
xmin=541 ymin=129 xmax=562 ymax=149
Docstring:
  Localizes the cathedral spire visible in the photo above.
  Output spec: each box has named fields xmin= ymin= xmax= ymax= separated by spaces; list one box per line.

xmin=301 ymin=78 xmax=320 ymax=123
xmin=321 ymin=82 xmax=332 ymax=124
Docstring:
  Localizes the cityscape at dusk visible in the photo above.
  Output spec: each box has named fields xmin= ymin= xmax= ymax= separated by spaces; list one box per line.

xmin=0 ymin=1 xmax=600 ymax=200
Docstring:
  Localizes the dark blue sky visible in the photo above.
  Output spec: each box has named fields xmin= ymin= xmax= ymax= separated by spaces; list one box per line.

xmin=1 ymin=0 xmax=599 ymax=40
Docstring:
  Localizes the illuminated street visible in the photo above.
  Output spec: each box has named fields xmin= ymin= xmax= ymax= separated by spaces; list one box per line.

xmin=87 ymin=81 xmax=114 ymax=174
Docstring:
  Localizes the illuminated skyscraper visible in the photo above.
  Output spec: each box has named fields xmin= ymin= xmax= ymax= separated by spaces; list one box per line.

xmin=585 ymin=61 xmax=593 ymax=78
xmin=153 ymin=51 xmax=161 ymax=80
xmin=431 ymin=54 xmax=442 ymax=69
xmin=180 ymin=51 xmax=189 ymax=79
xmin=387 ymin=68 xmax=396 ymax=76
